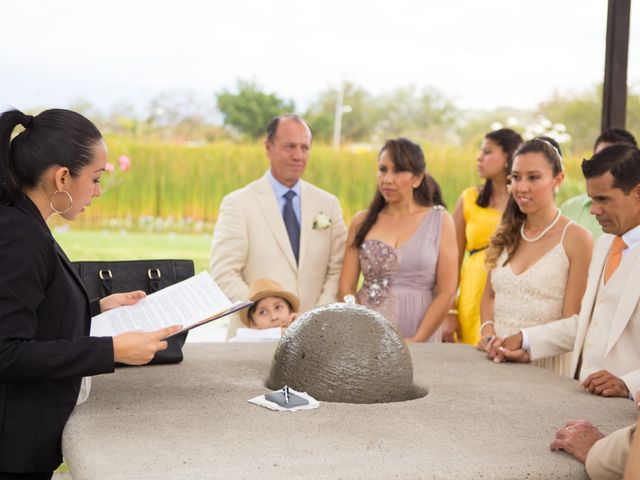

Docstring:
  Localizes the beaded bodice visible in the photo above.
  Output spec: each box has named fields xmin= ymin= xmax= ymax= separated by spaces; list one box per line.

xmin=355 ymin=207 xmax=444 ymax=341
xmin=358 ymin=240 xmax=398 ymax=306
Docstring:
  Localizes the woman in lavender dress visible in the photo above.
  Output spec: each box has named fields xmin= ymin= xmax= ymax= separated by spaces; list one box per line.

xmin=338 ymin=138 xmax=458 ymax=342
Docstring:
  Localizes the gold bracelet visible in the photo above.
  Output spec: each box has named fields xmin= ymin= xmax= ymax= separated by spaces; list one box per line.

xmin=448 ymin=309 xmax=458 ymax=315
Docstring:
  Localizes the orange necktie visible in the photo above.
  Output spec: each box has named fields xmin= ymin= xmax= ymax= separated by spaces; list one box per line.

xmin=604 ymin=236 xmax=627 ymax=283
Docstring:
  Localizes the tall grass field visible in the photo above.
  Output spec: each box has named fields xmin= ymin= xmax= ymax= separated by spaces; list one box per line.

xmin=56 ymin=136 xmax=590 ymax=232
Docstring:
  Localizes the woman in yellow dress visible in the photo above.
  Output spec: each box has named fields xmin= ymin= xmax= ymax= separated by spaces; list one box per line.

xmin=442 ymin=128 xmax=523 ymax=345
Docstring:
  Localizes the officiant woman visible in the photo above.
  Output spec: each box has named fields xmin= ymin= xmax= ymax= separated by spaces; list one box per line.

xmin=0 ymin=108 xmax=181 ymax=479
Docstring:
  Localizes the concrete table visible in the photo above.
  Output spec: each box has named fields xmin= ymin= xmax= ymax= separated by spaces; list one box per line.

xmin=62 ymin=343 xmax=637 ymax=479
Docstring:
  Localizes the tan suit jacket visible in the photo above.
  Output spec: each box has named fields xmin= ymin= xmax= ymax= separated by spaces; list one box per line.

xmin=585 ymin=423 xmax=635 ymax=480
xmin=209 ymin=173 xmax=347 ymax=337
xmin=526 ymin=233 xmax=640 ymax=400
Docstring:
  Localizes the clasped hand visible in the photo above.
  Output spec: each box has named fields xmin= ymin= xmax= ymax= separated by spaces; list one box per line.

xmin=483 ymin=333 xmax=530 ymax=364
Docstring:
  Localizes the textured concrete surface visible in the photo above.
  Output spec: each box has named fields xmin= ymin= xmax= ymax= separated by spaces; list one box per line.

xmin=267 ymin=303 xmax=421 ymax=403
xmin=63 ymin=343 xmax=637 ymax=479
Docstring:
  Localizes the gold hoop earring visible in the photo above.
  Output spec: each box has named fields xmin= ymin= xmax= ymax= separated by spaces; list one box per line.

xmin=49 ymin=190 xmax=73 ymax=214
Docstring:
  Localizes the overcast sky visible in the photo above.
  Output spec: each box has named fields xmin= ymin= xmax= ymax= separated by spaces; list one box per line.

xmin=2 ymin=0 xmax=639 ymax=116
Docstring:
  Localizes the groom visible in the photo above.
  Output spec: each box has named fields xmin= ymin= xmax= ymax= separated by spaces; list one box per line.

xmin=489 ymin=143 xmax=640 ymax=401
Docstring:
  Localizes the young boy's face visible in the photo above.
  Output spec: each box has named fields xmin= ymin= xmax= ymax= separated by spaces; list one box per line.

xmin=250 ymin=296 xmax=293 ymax=329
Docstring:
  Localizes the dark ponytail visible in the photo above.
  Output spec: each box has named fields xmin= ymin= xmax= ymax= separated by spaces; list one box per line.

xmin=353 ymin=138 xmax=445 ymax=247
xmin=0 ymin=108 xmax=102 ymax=205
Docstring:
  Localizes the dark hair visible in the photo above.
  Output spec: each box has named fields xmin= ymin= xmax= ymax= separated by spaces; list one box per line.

xmin=582 ymin=143 xmax=640 ymax=194
xmin=0 ymin=108 xmax=102 ymax=206
xmin=353 ymin=138 xmax=445 ymax=248
xmin=485 ymin=137 xmax=564 ymax=268
xmin=594 ymin=128 xmax=637 ymax=151
xmin=266 ymin=114 xmax=313 ymax=143
xmin=476 ymin=128 xmax=523 ymax=208
xmin=537 ymin=135 xmax=562 ymax=157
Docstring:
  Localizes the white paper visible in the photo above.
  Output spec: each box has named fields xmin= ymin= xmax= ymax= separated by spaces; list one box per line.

xmin=248 ymin=388 xmax=320 ymax=412
xmin=90 ymin=272 xmax=249 ymax=337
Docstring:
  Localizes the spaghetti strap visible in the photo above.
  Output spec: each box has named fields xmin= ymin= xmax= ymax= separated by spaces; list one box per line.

xmin=560 ymin=220 xmax=574 ymax=244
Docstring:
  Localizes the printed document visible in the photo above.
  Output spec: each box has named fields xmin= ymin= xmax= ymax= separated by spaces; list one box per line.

xmin=90 ymin=272 xmax=251 ymax=338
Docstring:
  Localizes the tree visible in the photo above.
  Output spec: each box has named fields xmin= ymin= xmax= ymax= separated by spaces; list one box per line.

xmin=537 ymin=84 xmax=640 ymax=152
xmin=216 ymin=80 xmax=294 ymax=140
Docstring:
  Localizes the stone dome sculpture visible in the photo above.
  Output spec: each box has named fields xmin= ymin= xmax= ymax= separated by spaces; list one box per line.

xmin=266 ymin=298 xmax=427 ymax=403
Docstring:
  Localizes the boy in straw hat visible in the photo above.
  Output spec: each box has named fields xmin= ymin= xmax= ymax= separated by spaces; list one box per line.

xmin=230 ymin=279 xmax=300 ymax=341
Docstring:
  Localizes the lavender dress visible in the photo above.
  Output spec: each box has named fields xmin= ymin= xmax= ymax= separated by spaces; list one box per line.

xmin=356 ymin=207 xmax=444 ymax=341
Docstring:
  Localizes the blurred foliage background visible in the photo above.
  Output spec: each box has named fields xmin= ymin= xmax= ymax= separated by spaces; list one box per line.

xmin=40 ymin=78 xmax=640 ymax=232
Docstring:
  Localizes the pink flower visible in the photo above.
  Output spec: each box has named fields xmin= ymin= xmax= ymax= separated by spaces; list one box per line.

xmin=105 ymin=162 xmax=115 ymax=172
xmin=118 ymin=155 xmax=131 ymax=172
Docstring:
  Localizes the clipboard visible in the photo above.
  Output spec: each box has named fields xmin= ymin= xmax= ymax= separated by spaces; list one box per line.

xmin=162 ymin=300 xmax=253 ymax=339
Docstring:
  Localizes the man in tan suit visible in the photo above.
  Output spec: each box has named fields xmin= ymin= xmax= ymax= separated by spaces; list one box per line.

xmin=490 ymin=143 xmax=640 ymax=401
xmin=209 ymin=114 xmax=347 ymax=337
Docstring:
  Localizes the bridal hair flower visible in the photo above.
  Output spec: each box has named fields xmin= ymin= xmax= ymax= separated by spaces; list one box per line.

xmin=312 ymin=212 xmax=331 ymax=230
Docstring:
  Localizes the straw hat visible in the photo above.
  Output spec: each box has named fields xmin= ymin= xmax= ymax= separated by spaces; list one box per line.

xmin=239 ymin=279 xmax=300 ymax=327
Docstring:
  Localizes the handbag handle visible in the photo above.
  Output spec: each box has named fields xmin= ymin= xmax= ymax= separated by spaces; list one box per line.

xmin=98 ymin=269 xmax=113 ymax=296
xmin=147 ymin=268 xmax=161 ymax=293
xmin=96 ymin=267 xmax=163 ymax=296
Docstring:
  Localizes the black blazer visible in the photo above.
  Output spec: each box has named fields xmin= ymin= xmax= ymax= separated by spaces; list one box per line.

xmin=0 ymin=195 xmax=114 ymax=473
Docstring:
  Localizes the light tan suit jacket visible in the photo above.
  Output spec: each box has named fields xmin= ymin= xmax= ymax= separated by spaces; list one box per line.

xmin=585 ymin=423 xmax=636 ymax=480
xmin=525 ymin=233 xmax=640 ymax=400
xmin=209 ymin=173 xmax=347 ymax=337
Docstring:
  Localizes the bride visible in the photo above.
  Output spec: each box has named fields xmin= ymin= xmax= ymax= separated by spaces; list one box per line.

xmin=479 ymin=137 xmax=592 ymax=376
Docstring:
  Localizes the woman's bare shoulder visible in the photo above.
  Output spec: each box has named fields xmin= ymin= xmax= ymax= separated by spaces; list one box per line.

xmin=563 ymin=219 xmax=594 ymax=257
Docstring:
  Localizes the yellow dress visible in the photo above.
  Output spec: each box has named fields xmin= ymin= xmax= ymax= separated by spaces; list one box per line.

xmin=457 ymin=187 xmax=502 ymax=345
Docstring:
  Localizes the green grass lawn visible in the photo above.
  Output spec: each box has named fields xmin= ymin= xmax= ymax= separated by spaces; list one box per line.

xmin=53 ymin=229 xmax=213 ymax=273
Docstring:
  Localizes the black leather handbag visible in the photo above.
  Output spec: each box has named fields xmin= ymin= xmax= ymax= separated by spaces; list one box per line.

xmin=72 ymin=259 xmax=194 ymax=365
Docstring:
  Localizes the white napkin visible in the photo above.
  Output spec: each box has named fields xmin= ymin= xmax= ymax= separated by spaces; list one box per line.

xmin=248 ymin=387 xmax=320 ymax=412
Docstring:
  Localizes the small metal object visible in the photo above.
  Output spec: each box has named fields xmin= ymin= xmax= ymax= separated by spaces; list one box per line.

xmin=283 ymin=386 xmax=290 ymax=405
xmin=98 ymin=269 xmax=112 ymax=280
xmin=147 ymin=268 xmax=161 ymax=280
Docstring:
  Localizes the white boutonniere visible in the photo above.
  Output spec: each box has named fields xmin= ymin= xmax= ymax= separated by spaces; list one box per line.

xmin=312 ymin=212 xmax=332 ymax=230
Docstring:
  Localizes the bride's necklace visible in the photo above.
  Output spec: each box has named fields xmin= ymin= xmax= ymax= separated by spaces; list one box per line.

xmin=520 ymin=209 xmax=561 ymax=243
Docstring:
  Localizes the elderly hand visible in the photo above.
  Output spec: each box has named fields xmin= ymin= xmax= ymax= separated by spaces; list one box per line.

xmin=488 ymin=333 xmax=530 ymax=363
xmin=113 ymin=325 xmax=182 ymax=365
xmin=581 ymin=370 xmax=630 ymax=398
xmin=100 ymin=290 xmax=146 ymax=313
xmin=550 ymin=420 xmax=605 ymax=463
xmin=441 ymin=314 xmax=461 ymax=343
